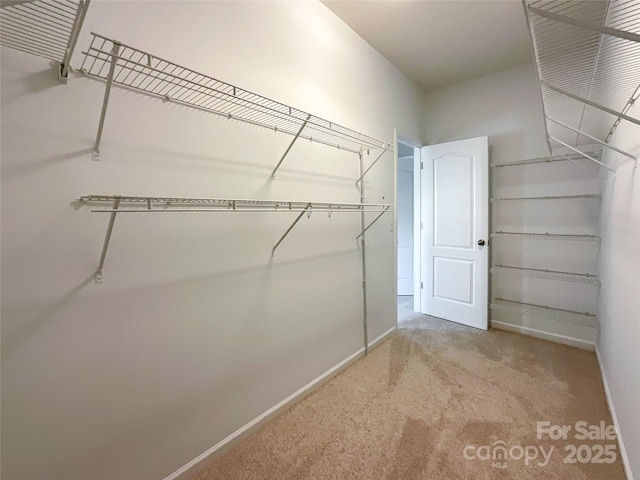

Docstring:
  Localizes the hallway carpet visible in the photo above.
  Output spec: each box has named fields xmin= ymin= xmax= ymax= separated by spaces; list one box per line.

xmin=193 ymin=298 xmax=626 ymax=479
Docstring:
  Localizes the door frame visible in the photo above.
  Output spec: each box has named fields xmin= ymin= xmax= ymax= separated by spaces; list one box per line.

xmin=394 ymin=131 xmax=424 ymax=323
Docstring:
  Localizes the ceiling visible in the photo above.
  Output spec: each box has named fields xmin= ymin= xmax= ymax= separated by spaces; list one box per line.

xmin=322 ymin=0 xmax=534 ymax=93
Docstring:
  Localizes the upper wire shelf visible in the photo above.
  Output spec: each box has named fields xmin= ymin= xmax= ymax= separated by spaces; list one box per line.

xmin=0 ymin=0 xmax=90 ymax=80
xmin=492 ymin=151 xmax=607 ymax=176
xmin=524 ymin=0 xmax=640 ymax=171
xmin=490 ymin=298 xmax=597 ymax=327
xmin=79 ymin=32 xmax=393 ymax=165
xmin=78 ymin=195 xmax=392 ymax=282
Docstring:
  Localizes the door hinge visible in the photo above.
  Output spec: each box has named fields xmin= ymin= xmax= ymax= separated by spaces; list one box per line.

xmin=420 ymin=282 xmax=424 ymax=289
xmin=420 ymin=161 xmax=424 ymax=170
xmin=420 ymin=221 xmax=424 ymax=230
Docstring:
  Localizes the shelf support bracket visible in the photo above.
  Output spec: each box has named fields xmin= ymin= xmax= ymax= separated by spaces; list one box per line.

xmin=95 ymin=196 xmax=121 ymax=283
xmin=93 ymin=42 xmax=121 ymax=161
xmin=546 ymin=115 xmax=637 ymax=166
xmin=58 ymin=0 xmax=90 ymax=82
xmin=527 ymin=5 xmax=640 ymax=43
xmin=541 ymin=81 xmax=640 ymax=127
xmin=549 ymin=136 xmax=616 ymax=173
xmin=271 ymin=203 xmax=311 ymax=256
xmin=356 ymin=206 xmax=390 ymax=241
xmin=355 ymin=149 xmax=387 ymax=188
xmin=271 ymin=114 xmax=310 ymax=179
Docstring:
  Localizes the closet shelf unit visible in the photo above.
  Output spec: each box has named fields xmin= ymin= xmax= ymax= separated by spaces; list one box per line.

xmin=490 ymin=298 xmax=597 ymax=328
xmin=79 ymin=31 xmax=393 ymax=173
xmin=0 ymin=0 xmax=90 ymax=81
xmin=490 ymin=231 xmax=600 ymax=241
xmin=78 ymin=195 xmax=392 ymax=283
xmin=524 ymin=0 xmax=640 ymax=171
xmin=491 ymin=265 xmax=600 ymax=286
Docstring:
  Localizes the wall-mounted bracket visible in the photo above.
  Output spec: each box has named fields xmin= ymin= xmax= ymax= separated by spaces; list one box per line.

xmin=271 ymin=203 xmax=311 ymax=257
xmin=546 ymin=115 xmax=637 ymax=167
xmin=92 ymin=41 xmax=121 ymax=161
xmin=356 ymin=206 xmax=390 ymax=241
xmin=549 ymin=136 xmax=616 ymax=174
xmin=94 ymin=196 xmax=121 ymax=283
xmin=271 ymin=115 xmax=310 ymax=179
xmin=355 ymin=147 xmax=389 ymax=188
xmin=541 ymin=82 xmax=640 ymax=128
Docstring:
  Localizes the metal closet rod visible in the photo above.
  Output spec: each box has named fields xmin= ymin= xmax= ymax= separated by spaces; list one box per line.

xmin=78 ymin=195 xmax=392 ymax=283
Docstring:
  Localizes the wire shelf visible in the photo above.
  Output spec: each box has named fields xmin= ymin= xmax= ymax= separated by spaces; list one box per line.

xmin=491 ymin=194 xmax=601 ymax=202
xmin=490 ymin=231 xmax=600 ymax=241
xmin=491 ymin=151 xmax=601 ymax=168
xmin=79 ymin=32 xmax=392 ymax=157
xmin=524 ymin=0 xmax=640 ymax=169
xmin=78 ymin=195 xmax=391 ymax=213
xmin=0 ymin=0 xmax=90 ymax=79
xmin=490 ymin=298 xmax=597 ymax=327
xmin=491 ymin=264 xmax=600 ymax=285
xmin=78 ymin=194 xmax=392 ymax=282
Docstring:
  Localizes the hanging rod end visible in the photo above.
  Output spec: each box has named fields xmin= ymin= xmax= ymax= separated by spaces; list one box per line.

xmin=92 ymin=149 xmax=101 ymax=161
xmin=95 ymin=270 xmax=104 ymax=284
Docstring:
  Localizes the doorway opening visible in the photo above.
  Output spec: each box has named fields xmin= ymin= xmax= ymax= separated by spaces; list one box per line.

xmin=396 ymin=136 xmax=421 ymax=327
xmin=396 ymin=136 xmax=489 ymax=330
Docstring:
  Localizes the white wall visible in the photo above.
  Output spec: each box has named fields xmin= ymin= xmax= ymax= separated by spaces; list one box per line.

xmin=397 ymin=156 xmax=413 ymax=295
xmin=423 ymin=63 xmax=549 ymax=165
xmin=597 ymin=104 xmax=640 ymax=480
xmin=423 ymin=64 xmax=601 ymax=346
xmin=0 ymin=2 xmax=424 ymax=479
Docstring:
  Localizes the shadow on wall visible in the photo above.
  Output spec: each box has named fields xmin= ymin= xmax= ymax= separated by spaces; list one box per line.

xmin=0 ymin=63 xmax=62 ymax=105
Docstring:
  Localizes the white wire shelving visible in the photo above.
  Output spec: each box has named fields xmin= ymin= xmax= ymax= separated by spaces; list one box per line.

xmin=0 ymin=0 xmax=90 ymax=81
xmin=79 ymin=32 xmax=393 ymax=170
xmin=78 ymin=195 xmax=392 ymax=283
xmin=524 ymin=0 xmax=640 ymax=171
xmin=490 ymin=193 xmax=601 ymax=202
xmin=491 ymin=264 xmax=600 ymax=285
xmin=490 ymin=231 xmax=600 ymax=241
xmin=490 ymin=298 xmax=597 ymax=328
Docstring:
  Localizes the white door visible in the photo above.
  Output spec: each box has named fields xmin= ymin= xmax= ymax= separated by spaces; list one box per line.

xmin=420 ymin=137 xmax=488 ymax=330
xmin=397 ymin=157 xmax=414 ymax=295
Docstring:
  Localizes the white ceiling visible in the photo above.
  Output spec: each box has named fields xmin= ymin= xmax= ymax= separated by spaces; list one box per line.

xmin=322 ymin=0 xmax=534 ymax=93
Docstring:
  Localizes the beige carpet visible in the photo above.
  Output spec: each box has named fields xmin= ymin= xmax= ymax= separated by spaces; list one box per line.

xmin=193 ymin=297 xmax=626 ymax=479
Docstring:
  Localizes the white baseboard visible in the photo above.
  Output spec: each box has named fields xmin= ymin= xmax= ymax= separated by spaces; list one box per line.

xmin=596 ymin=346 xmax=634 ymax=480
xmin=491 ymin=321 xmax=595 ymax=351
xmin=163 ymin=326 xmax=396 ymax=480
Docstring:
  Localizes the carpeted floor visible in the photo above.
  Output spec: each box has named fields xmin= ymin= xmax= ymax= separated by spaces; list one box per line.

xmin=193 ymin=296 xmax=626 ymax=479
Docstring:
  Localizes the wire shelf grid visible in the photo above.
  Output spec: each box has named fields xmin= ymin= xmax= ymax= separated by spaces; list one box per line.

xmin=79 ymin=32 xmax=392 ymax=155
xmin=524 ymin=0 xmax=640 ymax=169
xmin=0 ymin=0 xmax=90 ymax=78
xmin=491 ymin=298 xmax=598 ymax=327
xmin=491 ymin=264 xmax=600 ymax=285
